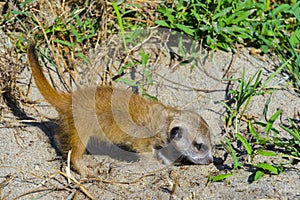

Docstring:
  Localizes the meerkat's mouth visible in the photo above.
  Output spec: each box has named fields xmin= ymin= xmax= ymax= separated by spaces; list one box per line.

xmin=187 ymin=153 xmax=214 ymax=165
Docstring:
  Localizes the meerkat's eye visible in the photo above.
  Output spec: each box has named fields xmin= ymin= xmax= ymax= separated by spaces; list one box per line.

xmin=170 ymin=126 xmax=183 ymax=140
xmin=193 ymin=141 xmax=208 ymax=152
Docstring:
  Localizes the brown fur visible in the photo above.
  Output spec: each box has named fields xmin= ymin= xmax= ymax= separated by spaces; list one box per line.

xmin=28 ymin=44 xmax=213 ymax=176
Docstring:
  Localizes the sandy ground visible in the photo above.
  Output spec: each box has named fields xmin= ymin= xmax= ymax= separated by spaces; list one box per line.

xmin=0 ymin=29 xmax=300 ymax=199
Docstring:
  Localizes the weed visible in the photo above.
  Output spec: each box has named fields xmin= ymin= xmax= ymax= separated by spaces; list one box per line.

xmin=112 ymin=2 xmax=127 ymax=50
xmin=208 ymin=173 xmax=234 ymax=182
xmin=224 ymin=69 xmax=264 ymax=133
xmin=155 ymin=0 xmax=300 ymax=90
xmin=220 ymin=66 xmax=300 ymax=182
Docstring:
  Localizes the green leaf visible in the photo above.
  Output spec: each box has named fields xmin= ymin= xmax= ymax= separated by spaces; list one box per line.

xmin=260 ymin=45 xmax=269 ymax=54
xmin=77 ymin=52 xmax=90 ymax=64
xmin=291 ymin=1 xmax=300 ymax=21
xmin=142 ymin=92 xmax=158 ymax=102
xmin=54 ymin=40 xmax=75 ymax=47
xmin=140 ymin=51 xmax=153 ymax=85
xmin=212 ymin=7 xmax=232 ymax=20
xmin=236 ymin=133 xmax=253 ymax=155
xmin=254 ymin=170 xmax=264 ymax=181
xmin=261 ymin=58 xmax=291 ymax=88
xmin=248 ymin=121 xmax=260 ymax=139
xmin=118 ymin=61 xmax=136 ymax=75
xmin=175 ymin=24 xmax=195 ymax=36
xmin=16 ymin=33 xmax=24 ymax=49
xmin=75 ymin=15 xmax=83 ymax=27
xmin=155 ymin=20 xmax=170 ymax=27
xmin=157 ymin=7 xmax=175 ymax=23
xmin=115 ymin=78 xmax=138 ymax=86
xmin=248 ymin=122 xmax=269 ymax=144
xmin=263 ymin=95 xmax=272 ymax=121
xmin=191 ymin=9 xmax=203 ymax=22
xmin=280 ymin=118 xmax=300 ymax=142
xmin=265 ymin=109 xmax=282 ymax=134
xmin=257 ymin=150 xmax=277 ymax=156
xmin=231 ymin=11 xmax=251 ymax=24
xmin=226 ymin=139 xmax=242 ymax=169
xmin=11 ymin=10 xmax=28 ymax=16
xmin=225 ymin=10 xmax=251 ymax=25
xmin=70 ymin=24 xmax=81 ymax=42
xmin=112 ymin=1 xmax=126 ymax=50
xmin=272 ymin=4 xmax=290 ymax=16
xmin=209 ymin=173 xmax=234 ymax=182
xmin=289 ymin=29 xmax=300 ymax=47
xmin=255 ymin=163 xmax=279 ymax=175
xmin=19 ymin=0 xmax=34 ymax=9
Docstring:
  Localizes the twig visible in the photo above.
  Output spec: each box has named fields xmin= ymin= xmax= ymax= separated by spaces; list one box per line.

xmin=223 ymin=50 xmax=239 ymax=79
xmin=59 ymin=171 xmax=96 ymax=200
xmin=93 ymin=172 xmax=156 ymax=185
xmin=155 ymin=73 xmax=224 ymax=93
xmin=0 ymin=174 xmax=13 ymax=189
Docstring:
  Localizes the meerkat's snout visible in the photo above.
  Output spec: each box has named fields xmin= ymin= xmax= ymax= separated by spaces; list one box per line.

xmin=153 ymin=110 xmax=214 ymax=165
xmin=168 ymin=122 xmax=214 ymax=165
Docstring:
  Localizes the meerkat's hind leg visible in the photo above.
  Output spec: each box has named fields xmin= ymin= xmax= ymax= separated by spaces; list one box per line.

xmin=69 ymin=143 xmax=89 ymax=176
xmin=68 ymin=135 xmax=93 ymax=177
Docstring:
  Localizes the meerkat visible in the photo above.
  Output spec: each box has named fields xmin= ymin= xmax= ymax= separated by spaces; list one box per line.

xmin=27 ymin=44 xmax=213 ymax=176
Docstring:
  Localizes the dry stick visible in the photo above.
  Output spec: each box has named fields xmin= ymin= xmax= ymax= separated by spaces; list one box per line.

xmin=95 ymin=1 xmax=108 ymax=48
xmin=6 ymin=170 xmax=68 ymax=200
xmin=66 ymin=150 xmax=72 ymax=184
xmin=90 ymin=167 xmax=167 ymax=185
xmin=24 ymin=75 xmax=33 ymax=100
xmin=51 ymin=42 xmax=74 ymax=91
xmin=12 ymin=187 xmax=66 ymax=200
xmin=123 ymin=17 xmax=155 ymax=25
xmin=0 ymin=174 xmax=13 ymax=189
xmin=135 ymin=30 xmax=157 ymax=51
xmin=61 ymin=45 xmax=79 ymax=87
xmin=102 ymin=172 xmax=155 ymax=185
xmin=198 ymin=45 xmax=222 ymax=82
xmin=30 ymin=11 xmax=51 ymax=49
xmin=222 ymin=49 xmax=239 ymax=79
xmin=170 ymin=171 xmax=178 ymax=196
xmin=59 ymin=171 xmax=96 ymax=200
xmin=155 ymin=73 xmax=224 ymax=93
xmin=46 ymin=0 xmax=55 ymax=19
xmin=108 ymin=31 xmax=156 ymax=85
xmin=5 ymin=168 xmax=94 ymax=200
xmin=31 ymin=12 xmax=70 ymax=92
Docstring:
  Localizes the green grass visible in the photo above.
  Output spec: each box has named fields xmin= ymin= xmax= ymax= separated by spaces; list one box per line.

xmin=220 ymin=67 xmax=299 ymax=182
xmin=155 ymin=0 xmax=300 ymax=90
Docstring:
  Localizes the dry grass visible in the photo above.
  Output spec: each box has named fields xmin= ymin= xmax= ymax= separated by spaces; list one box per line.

xmin=0 ymin=43 xmax=26 ymax=124
xmin=0 ymin=0 xmax=161 ymax=121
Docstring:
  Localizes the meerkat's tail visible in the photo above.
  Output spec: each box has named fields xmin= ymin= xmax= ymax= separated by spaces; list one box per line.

xmin=27 ymin=44 xmax=69 ymax=110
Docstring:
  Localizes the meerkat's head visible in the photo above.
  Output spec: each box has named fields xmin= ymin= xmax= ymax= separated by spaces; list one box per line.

xmin=167 ymin=110 xmax=213 ymax=164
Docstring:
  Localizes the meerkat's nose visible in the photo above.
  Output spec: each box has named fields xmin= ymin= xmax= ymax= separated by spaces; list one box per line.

xmin=206 ymin=154 xmax=214 ymax=164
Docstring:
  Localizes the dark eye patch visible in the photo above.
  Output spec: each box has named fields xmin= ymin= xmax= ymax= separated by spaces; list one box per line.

xmin=193 ymin=141 xmax=208 ymax=152
xmin=170 ymin=126 xmax=183 ymax=140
